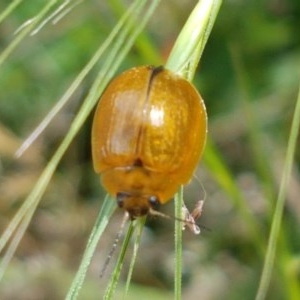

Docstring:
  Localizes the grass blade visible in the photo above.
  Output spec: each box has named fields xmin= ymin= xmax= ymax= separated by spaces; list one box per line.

xmin=66 ymin=195 xmax=116 ymax=300
xmin=255 ymin=80 xmax=300 ymax=299
xmin=0 ymin=0 xmax=23 ymax=24
xmin=174 ymin=186 xmax=184 ymax=300
xmin=0 ymin=0 xmax=59 ymax=67
xmin=103 ymin=221 xmax=136 ymax=300
xmin=124 ymin=217 xmax=147 ymax=298
xmin=165 ymin=0 xmax=222 ymax=78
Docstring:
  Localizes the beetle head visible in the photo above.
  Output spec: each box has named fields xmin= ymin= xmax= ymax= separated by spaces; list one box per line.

xmin=116 ymin=191 xmax=159 ymax=219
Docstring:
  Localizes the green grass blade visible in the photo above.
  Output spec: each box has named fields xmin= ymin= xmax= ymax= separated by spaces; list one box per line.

xmin=0 ymin=148 xmax=61 ymax=281
xmin=65 ymin=195 xmax=116 ymax=300
xmin=124 ymin=217 xmax=147 ymax=299
xmin=0 ymin=0 xmax=59 ymax=67
xmin=165 ymin=0 xmax=222 ymax=78
xmin=174 ymin=186 xmax=184 ymax=300
xmin=108 ymin=0 xmax=163 ymax=65
xmin=30 ymin=0 xmax=83 ymax=35
xmin=103 ymin=221 xmax=136 ymax=300
xmin=255 ymin=81 xmax=300 ymax=300
xmin=0 ymin=0 xmax=23 ymax=24
xmin=0 ymin=199 xmax=35 ymax=282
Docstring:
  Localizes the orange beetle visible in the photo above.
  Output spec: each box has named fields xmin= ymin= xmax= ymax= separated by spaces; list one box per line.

xmin=92 ymin=66 xmax=207 ymax=219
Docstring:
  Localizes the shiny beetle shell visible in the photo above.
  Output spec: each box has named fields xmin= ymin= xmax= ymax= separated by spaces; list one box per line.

xmin=92 ymin=66 xmax=207 ymax=218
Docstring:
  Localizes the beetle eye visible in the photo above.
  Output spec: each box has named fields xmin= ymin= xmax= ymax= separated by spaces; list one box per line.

xmin=148 ymin=195 xmax=159 ymax=209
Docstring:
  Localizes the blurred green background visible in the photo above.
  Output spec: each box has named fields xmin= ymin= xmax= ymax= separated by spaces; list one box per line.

xmin=0 ymin=1 xmax=300 ymax=299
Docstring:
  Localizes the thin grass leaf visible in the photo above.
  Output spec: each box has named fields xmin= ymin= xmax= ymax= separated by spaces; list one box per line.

xmin=108 ymin=0 xmax=163 ymax=65
xmin=0 ymin=199 xmax=35 ymax=282
xmin=30 ymin=0 xmax=84 ymax=35
xmin=123 ymin=217 xmax=147 ymax=299
xmin=174 ymin=186 xmax=184 ymax=300
xmin=51 ymin=0 xmax=83 ymax=25
xmin=255 ymin=80 xmax=300 ymax=300
xmin=0 ymin=0 xmax=23 ymax=24
xmin=0 ymin=154 xmax=59 ymax=280
xmin=165 ymin=0 xmax=222 ymax=78
xmin=66 ymin=195 xmax=116 ymax=300
xmin=0 ymin=0 xmax=59 ymax=67
xmin=103 ymin=221 xmax=136 ymax=300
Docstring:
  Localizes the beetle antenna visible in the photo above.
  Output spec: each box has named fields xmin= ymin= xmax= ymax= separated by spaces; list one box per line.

xmin=193 ymin=174 xmax=207 ymax=203
xmin=100 ymin=212 xmax=129 ymax=278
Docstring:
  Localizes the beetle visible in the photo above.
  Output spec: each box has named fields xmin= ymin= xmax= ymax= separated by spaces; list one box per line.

xmin=92 ymin=65 xmax=207 ymax=219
